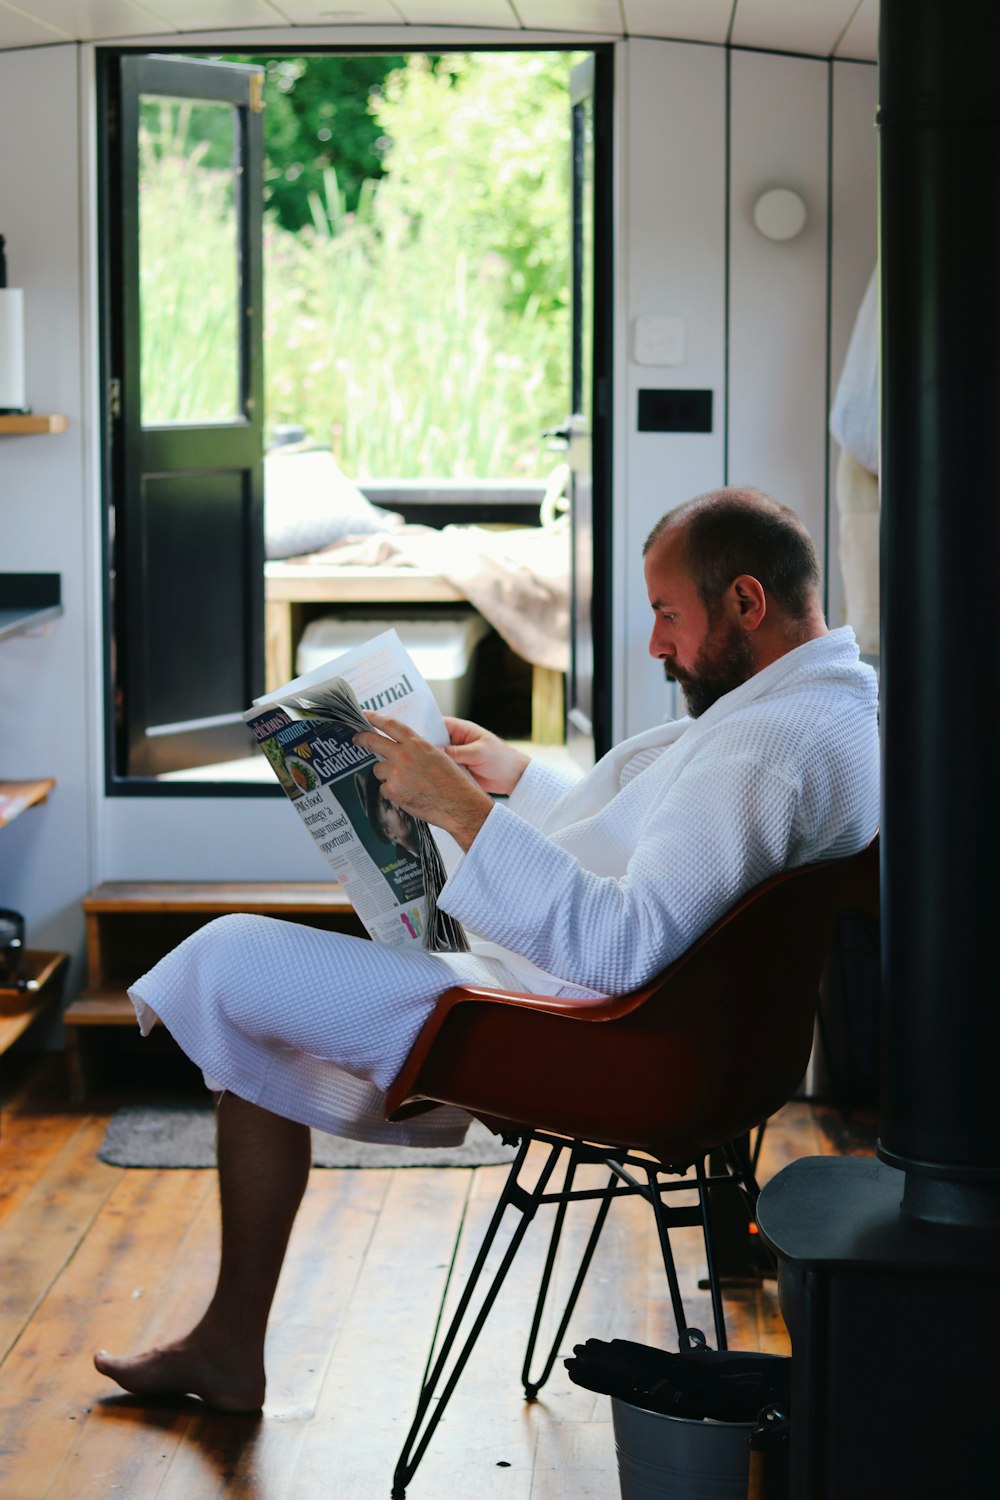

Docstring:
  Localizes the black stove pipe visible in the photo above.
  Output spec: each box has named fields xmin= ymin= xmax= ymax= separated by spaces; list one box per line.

xmin=877 ymin=0 xmax=1000 ymax=1225
xmin=754 ymin=13 xmax=1000 ymax=1490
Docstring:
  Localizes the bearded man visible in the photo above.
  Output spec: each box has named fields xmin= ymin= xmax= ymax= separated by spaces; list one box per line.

xmin=95 ymin=485 xmax=879 ymax=1412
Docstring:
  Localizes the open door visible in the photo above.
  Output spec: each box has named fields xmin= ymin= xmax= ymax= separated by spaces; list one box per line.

xmin=558 ymin=52 xmax=612 ymax=768
xmin=106 ymin=55 xmax=265 ymax=780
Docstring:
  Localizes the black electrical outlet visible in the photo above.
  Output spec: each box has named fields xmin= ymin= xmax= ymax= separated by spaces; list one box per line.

xmin=638 ymin=389 xmax=713 ymax=433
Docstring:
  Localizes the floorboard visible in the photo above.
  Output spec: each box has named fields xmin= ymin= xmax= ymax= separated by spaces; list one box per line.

xmin=0 ymin=1058 xmax=875 ymax=1500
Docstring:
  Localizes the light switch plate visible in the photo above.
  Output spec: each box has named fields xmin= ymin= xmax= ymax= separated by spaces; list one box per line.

xmin=633 ymin=314 xmax=685 ymax=366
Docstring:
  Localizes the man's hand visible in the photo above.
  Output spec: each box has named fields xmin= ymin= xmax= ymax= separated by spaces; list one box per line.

xmin=442 ymin=717 xmax=530 ymax=796
xmin=353 ymin=713 xmax=496 ymax=852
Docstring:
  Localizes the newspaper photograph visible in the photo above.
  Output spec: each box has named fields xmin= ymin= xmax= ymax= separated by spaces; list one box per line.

xmin=244 ymin=629 xmax=468 ymax=953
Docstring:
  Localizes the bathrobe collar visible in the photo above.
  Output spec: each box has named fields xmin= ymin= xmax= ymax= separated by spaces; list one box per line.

xmin=539 ymin=627 xmax=867 ymax=836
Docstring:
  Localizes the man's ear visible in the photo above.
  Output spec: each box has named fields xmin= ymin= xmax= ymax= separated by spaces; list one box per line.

xmin=729 ymin=574 xmax=767 ymax=630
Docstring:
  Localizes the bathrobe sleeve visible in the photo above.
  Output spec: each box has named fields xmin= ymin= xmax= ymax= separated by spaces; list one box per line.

xmin=437 ymin=752 xmax=801 ymax=995
xmin=504 ymin=756 xmax=582 ymax=828
xmin=431 ymin=756 xmax=582 ymax=875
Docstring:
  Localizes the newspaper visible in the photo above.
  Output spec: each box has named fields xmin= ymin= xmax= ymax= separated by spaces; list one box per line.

xmin=244 ymin=629 xmax=468 ymax=954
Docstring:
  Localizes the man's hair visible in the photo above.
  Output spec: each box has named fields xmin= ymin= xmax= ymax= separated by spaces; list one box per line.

xmin=643 ymin=486 xmax=820 ymax=621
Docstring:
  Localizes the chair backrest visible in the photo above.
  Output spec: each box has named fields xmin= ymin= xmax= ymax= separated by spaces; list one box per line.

xmin=387 ymin=836 xmax=880 ymax=1162
xmin=629 ymin=833 xmax=880 ymax=1153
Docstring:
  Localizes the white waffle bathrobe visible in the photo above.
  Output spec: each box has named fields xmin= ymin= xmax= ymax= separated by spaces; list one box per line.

xmin=129 ymin=628 xmax=879 ymax=1146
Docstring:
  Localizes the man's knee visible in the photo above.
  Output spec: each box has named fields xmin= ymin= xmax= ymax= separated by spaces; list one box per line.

xmin=182 ymin=914 xmax=278 ymax=1026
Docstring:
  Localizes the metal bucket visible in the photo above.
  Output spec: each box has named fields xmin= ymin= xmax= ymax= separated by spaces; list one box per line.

xmin=612 ymin=1396 xmax=754 ymax=1500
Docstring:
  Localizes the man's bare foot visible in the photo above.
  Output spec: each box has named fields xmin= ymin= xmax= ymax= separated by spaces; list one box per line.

xmin=93 ymin=1338 xmax=265 ymax=1413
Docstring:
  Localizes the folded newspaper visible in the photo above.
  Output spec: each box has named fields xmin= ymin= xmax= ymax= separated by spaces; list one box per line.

xmin=244 ymin=629 xmax=469 ymax=954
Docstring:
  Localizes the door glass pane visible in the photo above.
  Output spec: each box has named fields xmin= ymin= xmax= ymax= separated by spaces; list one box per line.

xmin=139 ymin=96 xmax=241 ymax=425
xmin=572 ymin=93 xmax=594 ymax=421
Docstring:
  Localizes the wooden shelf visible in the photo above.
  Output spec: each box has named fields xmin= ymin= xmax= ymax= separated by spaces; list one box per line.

xmin=0 ymin=950 xmax=68 ymax=1054
xmin=0 ymin=948 xmax=67 ymax=1010
xmin=0 ymin=775 xmax=64 ymax=1053
xmin=1 ymin=574 xmax=63 ymax=645
xmin=0 ymin=413 xmax=68 ymax=435
xmin=0 ymin=778 xmax=55 ymax=830
xmin=0 ymin=1005 xmax=48 ymax=1055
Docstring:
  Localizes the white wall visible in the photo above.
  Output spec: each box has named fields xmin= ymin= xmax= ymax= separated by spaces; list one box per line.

xmin=620 ymin=39 xmax=727 ymax=738
xmin=622 ymin=42 xmax=877 ymax=739
xmin=728 ymin=50 xmax=830 ymax=554
xmin=0 ymin=31 xmax=877 ymax=1019
xmin=0 ymin=44 xmax=94 ymax=1017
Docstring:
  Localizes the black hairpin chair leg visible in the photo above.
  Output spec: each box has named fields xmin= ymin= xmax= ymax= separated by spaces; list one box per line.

xmin=391 ymin=1133 xmax=564 ymax=1497
xmin=392 ymin=1135 xmax=744 ymax=1493
xmin=521 ymin=1145 xmax=733 ymax=1401
xmin=521 ymin=1147 xmax=620 ymax=1401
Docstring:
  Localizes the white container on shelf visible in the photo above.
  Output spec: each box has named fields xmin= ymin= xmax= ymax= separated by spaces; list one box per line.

xmin=295 ymin=611 xmax=492 ymax=719
xmin=0 ymin=288 xmax=27 ymax=413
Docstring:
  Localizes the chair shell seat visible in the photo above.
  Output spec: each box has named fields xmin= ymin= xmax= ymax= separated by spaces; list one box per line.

xmin=386 ymin=839 xmax=879 ymax=1162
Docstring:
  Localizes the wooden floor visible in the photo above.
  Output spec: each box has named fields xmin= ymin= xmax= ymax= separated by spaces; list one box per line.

xmin=0 ymin=1054 xmax=875 ymax=1500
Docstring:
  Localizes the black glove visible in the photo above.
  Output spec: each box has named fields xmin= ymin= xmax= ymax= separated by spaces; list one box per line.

xmin=564 ymin=1327 xmax=791 ymax=1423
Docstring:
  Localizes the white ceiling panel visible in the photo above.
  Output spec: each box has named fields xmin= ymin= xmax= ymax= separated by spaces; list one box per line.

xmin=513 ymin=1 xmax=624 ymax=36
xmin=0 ymin=0 xmax=70 ymax=42
xmin=623 ymin=0 xmax=732 ymax=44
xmin=396 ymin=1 xmax=519 ymax=24
xmin=0 ymin=0 xmax=172 ymax=42
xmin=136 ymin=0 xmax=295 ymax=32
xmin=834 ymin=0 xmax=877 ymax=60
xmin=731 ymin=0 xmax=861 ymax=56
xmin=0 ymin=0 xmax=880 ymax=57
xmin=267 ymin=1 xmax=404 ymax=23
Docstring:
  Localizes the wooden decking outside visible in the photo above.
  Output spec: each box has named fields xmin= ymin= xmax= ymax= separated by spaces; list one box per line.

xmin=0 ymin=1055 xmax=875 ymax=1500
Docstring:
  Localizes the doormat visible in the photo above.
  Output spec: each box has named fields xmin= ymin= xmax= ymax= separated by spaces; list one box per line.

xmin=97 ymin=1102 xmax=520 ymax=1170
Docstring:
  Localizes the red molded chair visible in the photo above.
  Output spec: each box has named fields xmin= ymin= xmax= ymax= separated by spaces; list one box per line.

xmin=384 ymin=836 xmax=879 ymax=1495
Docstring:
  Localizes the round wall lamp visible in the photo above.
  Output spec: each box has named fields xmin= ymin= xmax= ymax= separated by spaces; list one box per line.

xmin=752 ymin=187 xmax=808 ymax=242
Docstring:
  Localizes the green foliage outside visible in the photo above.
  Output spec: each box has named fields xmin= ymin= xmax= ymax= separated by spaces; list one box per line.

xmin=230 ymin=53 xmax=407 ymax=233
xmin=140 ymin=51 xmax=580 ymax=478
xmin=139 ymin=99 xmax=241 ymax=425
xmin=372 ymin=53 xmax=572 ymax=328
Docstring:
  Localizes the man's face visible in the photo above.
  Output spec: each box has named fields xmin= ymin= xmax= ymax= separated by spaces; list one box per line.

xmin=644 ymin=530 xmax=755 ymax=717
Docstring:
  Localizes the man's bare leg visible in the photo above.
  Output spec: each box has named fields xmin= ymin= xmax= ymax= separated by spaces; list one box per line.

xmin=94 ymin=1092 xmax=311 ymax=1411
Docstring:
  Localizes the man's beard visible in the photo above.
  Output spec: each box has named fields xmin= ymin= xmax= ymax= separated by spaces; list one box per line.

xmin=666 ymin=616 xmax=755 ymax=718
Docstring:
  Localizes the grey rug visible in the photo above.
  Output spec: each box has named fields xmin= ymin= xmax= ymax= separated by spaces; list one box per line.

xmin=97 ymin=1102 xmax=520 ymax=1170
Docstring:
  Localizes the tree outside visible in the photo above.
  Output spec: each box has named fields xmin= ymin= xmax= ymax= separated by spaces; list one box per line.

xmin=245 ymin=53 xmax=407 ymax=233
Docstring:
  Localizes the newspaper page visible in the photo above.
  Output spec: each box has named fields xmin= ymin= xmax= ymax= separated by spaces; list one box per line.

xmin=244 ymin=629 xmax=468 ymax=953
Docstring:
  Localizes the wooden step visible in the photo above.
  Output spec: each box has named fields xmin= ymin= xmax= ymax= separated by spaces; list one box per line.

xmin=83 ymin=880 xmax=354 ymax=915
xmin=82 ymin=880 xmax=363 ymax=991
xmin=66 ymin=880 xmax=364 ymax=1097
xmin=62 ymin=992 xmax=140 ymax=1027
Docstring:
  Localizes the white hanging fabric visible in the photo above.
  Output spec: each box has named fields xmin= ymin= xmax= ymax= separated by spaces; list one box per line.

xmin=830 ymin=266 xmax=879 ymax=477
xmin=830 ymin=268 xmax=880 ymax=654
xmin=836 ymin=448 xmax=880 ymax=655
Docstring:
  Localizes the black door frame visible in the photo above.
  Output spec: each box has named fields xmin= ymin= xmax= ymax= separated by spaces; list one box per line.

xmin=97 ymin=40 xmax=615 ymax=793
xmin=583 ymin=45 xmax=614 ymax=761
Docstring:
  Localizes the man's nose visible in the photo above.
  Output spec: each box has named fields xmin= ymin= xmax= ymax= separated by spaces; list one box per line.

xmin=649 ymin=623 xmax=673 ymax=659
